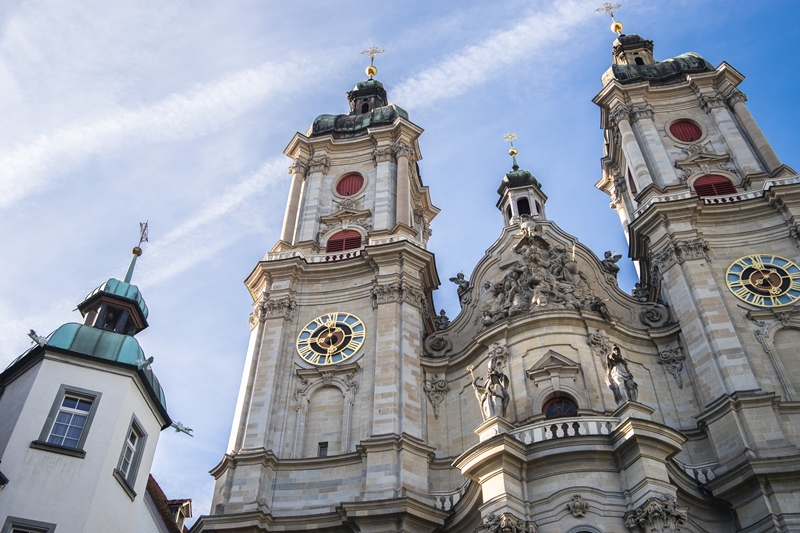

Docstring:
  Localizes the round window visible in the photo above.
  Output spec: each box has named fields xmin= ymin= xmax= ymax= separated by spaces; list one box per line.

xmin=669 ymin=120 xmax=702 ymax=142
xmin=336 ymin=173 xmax=364 ymax=196
xmin=543 ymin=397 xmax=578 ymax=419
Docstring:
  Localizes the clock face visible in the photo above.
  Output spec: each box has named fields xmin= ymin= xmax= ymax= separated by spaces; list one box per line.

xmin=726 ymin=254 xmax=800 ymax=307
xmin=296 ymin=312 xmax=365 ymax=365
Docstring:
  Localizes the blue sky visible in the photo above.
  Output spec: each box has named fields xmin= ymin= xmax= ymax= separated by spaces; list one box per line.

xmin=1 ymin=0 xmax=798 ymax=521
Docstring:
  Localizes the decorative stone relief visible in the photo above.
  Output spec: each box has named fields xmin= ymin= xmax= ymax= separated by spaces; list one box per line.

xmin=318 ymin=215 xmax=372 ymax=240
xmin=413 ymin=208 xmax=432 ymax=241
xmin=424 ymin=373 xmax=449 ymax=420
xmin=449 ymin=272 xmax=472 ymax=305
xmin=751 ymin=314 xmax=799 ymax=402
xmin=624 ymin=494 xmax=688 ymax=533
xmin=723 ymin=87 xmax=747 ymax=107
xmin=250 ymin=293 xmax=295 ymax=325
xmin=332 ymin=195 xmax=364 ymax=210
xmin=698 ymin=91 xmax=727 ymax=113
xmin=640 ymin=303 xmax=671 ymax=328
xmin=649 ymin=238 xmax=709 ymax=275
xmin=288 ymin=158 xmax=309 ymax=177
xmin=566 ymin=494 xmax=589 ymax=517
xmin=609 ymin=105 xmax=632 ymax=128
xmin=477 ymin=228 xmax=600 ymax=328
xmin=467 ymin=344 xmax=510 ymax=421
xmin=393 ymin=141 xmax=416 ymax=161
xmin=790 ymin=223 xmax=800 ymax=250
xmin=423 ymin=334 xmax=452 ymax=357
xmin=631 ymin=282 xmax=649 ymax=302
xmin=434 ymin=309 xmax=450 ymax=330
xmin=370 ymin=282 xmax=429 ymax=317
xmin=373 ymin=145 xmax=394 ymax=163
xmin=476 ymin=513 xmax=538 ymax=533
xmin=659 ymin=346 xmax=686 ymax=389
xmin=321 ymin=370 xmax=334 ymax=386
xmin=629 ymin=104 xmax=654 ymax=122
xmin=308 ymin=154 xmax=330 ymax=174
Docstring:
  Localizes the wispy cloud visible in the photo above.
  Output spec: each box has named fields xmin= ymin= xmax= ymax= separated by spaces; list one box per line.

xmin=392 ymin=0 xmax=596 ymax=109
xmin=136 ymin=158 xmax=289 ymax=287
xmin=0 ymin=59 xmax=320 ymax=209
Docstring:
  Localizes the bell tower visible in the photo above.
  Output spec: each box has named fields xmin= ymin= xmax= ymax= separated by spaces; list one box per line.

xmin=594 ymin=16 xmax=800 ymax=531
xmin=496 ymin=134 xmax=547 ymax=226
xmin=195 ymin=53 xmax=448 ymax=533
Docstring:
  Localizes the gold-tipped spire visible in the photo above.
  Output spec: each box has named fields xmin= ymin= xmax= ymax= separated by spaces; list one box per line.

xmin=595 ymin=2 xmax=623 ymax=35
xmin=361 ymin=45 xmax=385 ymax=79
xmin=503 ymin=133 xmax=519 ymax=170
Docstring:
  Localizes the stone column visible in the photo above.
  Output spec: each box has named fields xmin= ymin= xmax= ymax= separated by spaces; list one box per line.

xmin=700 ymin=94 xmax=762 ymax=175
xmin=394 ymin=143 xmax=414 ymax=228
xmin=631 ymin=105 xmax=676 ymax=188
xmin=280 ymin=159 xmax=308 ymax=244
xmin=612 ymin=106 xmax=653 ymax=194
xmin=726 ymin=89 xmax=782 ymax=174
xmin=295 ymin=154 xmax=329 ymax=243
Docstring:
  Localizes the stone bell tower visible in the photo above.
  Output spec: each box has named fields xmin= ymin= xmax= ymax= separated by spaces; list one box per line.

xmin=594 ymin=17 xmax=800 ymax=531
xmin=193 ymin=54 xmax=449 ymax=533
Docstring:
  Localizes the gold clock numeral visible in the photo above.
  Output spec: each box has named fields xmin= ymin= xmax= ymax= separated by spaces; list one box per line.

xmin=750 ymin=294 xmax=765 ymax=306
xmin=298 ymin=344 xmax=313 ymax=359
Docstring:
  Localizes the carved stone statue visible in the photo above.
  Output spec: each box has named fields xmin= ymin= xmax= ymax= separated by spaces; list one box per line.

xmin=606 ymin=345 xmax=638 ymax=404
xmin=433 ymin=309 xmax=450 ymax=330
xmin=600 ymin=250 xmax=622 ymax=278
xmin=631 ymin=282 xmax=649 ymax=302
xmin=468 ymin=356 xmax=510 ymax=420
xmin=591 ymin=296 xmax=613 ymax=322
xmin=449 ymin=272 xmax=471 ymax=304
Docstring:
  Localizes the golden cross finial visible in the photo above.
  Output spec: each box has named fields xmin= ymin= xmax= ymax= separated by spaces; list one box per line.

xmin=596 ymin=2 xmax=624 ymax=34
xmin=503 ymin=133 xmax=519 ymax=169
xmin=503 ymin=133 xmax=518 ymax=143
xmin=361 ymin=45 xmax=386 ymax=65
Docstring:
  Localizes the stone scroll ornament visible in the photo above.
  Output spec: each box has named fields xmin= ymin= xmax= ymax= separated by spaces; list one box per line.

xmin=423 ymin=374 xmax=449 ymax=420
xmin=477 ymin=223 xmax=603 ymax=327
xmin=477 ymin=513 xmax=538 ymax=533
xmin=467 ymin=351 xmax=510 ymax=421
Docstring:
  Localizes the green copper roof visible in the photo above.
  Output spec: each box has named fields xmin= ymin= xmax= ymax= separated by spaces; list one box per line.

xmin=83 ymin=278 xmax=149 ymax=320
xmin=46 ymin=323 xmax=168 ymax=415
xmin=497 ymin=168 xmax=544 ymax=197
xmin=310 ymin=103 xmax=409 ymax=139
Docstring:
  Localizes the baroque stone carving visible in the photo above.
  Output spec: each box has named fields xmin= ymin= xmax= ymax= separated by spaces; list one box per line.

xmin=640 ymin=303 xmax=670 ymax=328
xmin=414 ymin=208 xmax=432 ymax=241
xmin=423 ymin=334 xmax=452 ymax=357
xmin=468 ymin=348 xmax=510 ymax=421
xmin=318 ymin=215 xmax=372 ymax=239
xmin=393 ymin=141 xmax=416 ymax=160
xmin=723 ymin=87 xmax=747 ymax=107
xmin=424 ymin=373 xmax=449 ymax=420
xmin=649 ymin=238 xmax=709 ymax=275
xmin=604 ymin=344 xmax=638 ymax=404
xmin=476 ymin=513 xmax=537 ymax=533
xmin=250 ymin=293 xmax=295 ymax=325
xmin=600 ymin=251 xmax=622 ymax=279
xmin=632 ymin=282 xmax=649 ymax=302
xmin=373 ymin=145 xmax=394 ymax=163
xmin=434 ymin=309 xmax=450 ymax=330
xmin=308 ymin=154 xmax=329 ymax=174
xmin=288 ymin=158 xmax=309 ymax=177
xmin=371 ymin=282 xmax=429 ymax=317
xmin=624 ymin=494 xmax=688 ymax=533
xmin=609 ymin=105 xmax=631 ymax=128
xmin=629 ymin=103 xmax=654 ymax=122
xmin=449 ymin=272 xmax=472 ymax=305
xmin=566 ymin=494 xmax=589 ymax=517
xmin=477 ymin=230 xmax=600 ymax=327
xmin=659 ymin=346 xmax=686 ymax=389
xmin=698 ymin=92 xmax=727 ymax=113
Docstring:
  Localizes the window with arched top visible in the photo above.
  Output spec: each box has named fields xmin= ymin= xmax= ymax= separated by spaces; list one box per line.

xmin=325 ymin=230 xmax=362 ymax=253
xmin=693 ymin=174 xmax=737 ymax=197
xmin=543 ymin=397 xmax=578 ymax=419
xmin=336 ymin=173 xmax=364 ymax=196
xmin=517 ymin=198 xmax=531 ymax=216
xmin=670 ymin=120 xmax=702 ymax=142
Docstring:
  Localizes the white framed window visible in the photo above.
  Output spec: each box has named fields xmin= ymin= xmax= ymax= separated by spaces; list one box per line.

xmin=31 ymin=385 xmax=101 ymax=458
xmin=113 ymin=414 xmax=147 ymax=500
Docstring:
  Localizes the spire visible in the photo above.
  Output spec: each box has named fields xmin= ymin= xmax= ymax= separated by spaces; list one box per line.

xmin=595 ymin=2 xmax=623 ymax=35
xmin=503 ymin=133 xmax=520 ymax=171
xmin=123 ymin=221 xmax=148 ymax=283
xmin=497 ymin=134 xmax=547 ymax=225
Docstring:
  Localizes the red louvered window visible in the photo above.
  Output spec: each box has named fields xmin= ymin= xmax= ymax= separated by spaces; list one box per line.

xmin=336 ymin=173 xmax=364 ymax=196
xmin=693 ymin=175 xmax=737 ymax=197
xmin=670 ymin=120 xmax=702 ymax=142
xmin=326 ymin=230 xmax=362 ymax=253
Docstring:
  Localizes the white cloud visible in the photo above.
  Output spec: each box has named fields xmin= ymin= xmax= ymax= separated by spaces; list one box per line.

xmin=392 ymin=0 xmax=596 ymax=109
xmin=137 ymin=158 xmax=289 ymax=287
xmin=0 ymin=60 xmax=318 ymax=209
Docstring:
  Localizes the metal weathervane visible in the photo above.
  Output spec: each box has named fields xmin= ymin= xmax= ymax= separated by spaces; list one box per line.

xmin=595 ymin=2 xmax=624 ymax=34
xmin=138 ymin=221 xmax=149 ymax=247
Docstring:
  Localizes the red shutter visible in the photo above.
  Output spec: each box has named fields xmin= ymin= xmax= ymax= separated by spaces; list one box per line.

xmin=670 ymin=121 xmax=702 ymax=142
xmin=336 ymin=174 xmax=364 ymax=196
xmin=693 ymin=175 xmax=736 ymax=197
xmin=326 ymin=230 xmax=362 ymax=253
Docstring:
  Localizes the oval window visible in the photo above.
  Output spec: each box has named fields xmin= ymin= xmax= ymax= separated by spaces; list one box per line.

xmin=670 ymin=120 xmax=702 ymax=142
xmin=336 ymin=174 xmax=364 ymax=196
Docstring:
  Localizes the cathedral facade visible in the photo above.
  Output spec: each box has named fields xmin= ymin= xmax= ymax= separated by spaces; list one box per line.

xmin=191 ymin=31 xmax=800 ymax=533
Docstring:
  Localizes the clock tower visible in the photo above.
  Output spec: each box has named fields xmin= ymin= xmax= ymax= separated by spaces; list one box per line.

xmin=594 ymin=25 xmax=800 ymax=531
xmin=195 ymin=60 xmax=445 ymax=532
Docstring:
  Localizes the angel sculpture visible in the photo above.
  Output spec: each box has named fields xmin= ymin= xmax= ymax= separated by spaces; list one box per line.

xmin=600 ymin=250 xmax=622 ymax=278
xmin=449 ymin=272 xmax=471 ymax=304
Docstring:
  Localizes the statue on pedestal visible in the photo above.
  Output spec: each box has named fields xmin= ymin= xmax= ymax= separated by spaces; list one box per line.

xmin=468 ymin=355 xmax=510 ymax=420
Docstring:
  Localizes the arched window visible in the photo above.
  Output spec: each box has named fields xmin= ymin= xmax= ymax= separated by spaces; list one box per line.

xmin=535 ymin=200 xmax=542 ymax=214
xmin=517 ymin=198 xmax=531 ymax=216
xmin=543 ymin=397 xmax=578 ymax=419
xmin=634 ymin=56 xmax=645 ymax=66
xmin=670 ymin=120 xmax=702 ymax=142
xmin=336 ymin=173 xmax=364 ymax=196
xmin=361 ymin=103 xmax=369 ymax=113
xmin=506 ymin=206 xmax=512 ymax=221
xmin=693 ymin=174 xmax=736 ymax=197
xmin=326 ymin=230 xmax=362 ymax=253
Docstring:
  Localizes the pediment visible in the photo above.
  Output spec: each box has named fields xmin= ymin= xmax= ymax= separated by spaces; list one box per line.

xmin=530 ymin=350 xmax=579 ymax=370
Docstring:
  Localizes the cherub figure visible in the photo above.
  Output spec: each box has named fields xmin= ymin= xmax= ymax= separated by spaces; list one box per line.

xmin=449 ymin=272 xmax=471 ymax=304
xmin=600 ymin=250 xmax=622 ymax=278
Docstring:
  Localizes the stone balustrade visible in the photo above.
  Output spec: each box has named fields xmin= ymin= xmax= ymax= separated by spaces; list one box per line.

xmin=673 ymin=459 xmax=717 ymax=484
xmin=431 ymin=479 xmax=470 ymax=512
xmin=264 ymin=249 xmax=362 ymax=263
xmin=510 ymin=416 xmax=621 ymax=445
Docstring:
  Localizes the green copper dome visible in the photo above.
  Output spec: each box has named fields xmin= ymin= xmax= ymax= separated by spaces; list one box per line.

xmin=82 ymin=278 xmax=149 ymax=320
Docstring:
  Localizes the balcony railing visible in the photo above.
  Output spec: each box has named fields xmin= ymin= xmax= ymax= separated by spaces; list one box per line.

xmin=432 ymin=479 xmax=470 ymax=512
xmin=510 ymin=416 xmax=621 ymax=445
